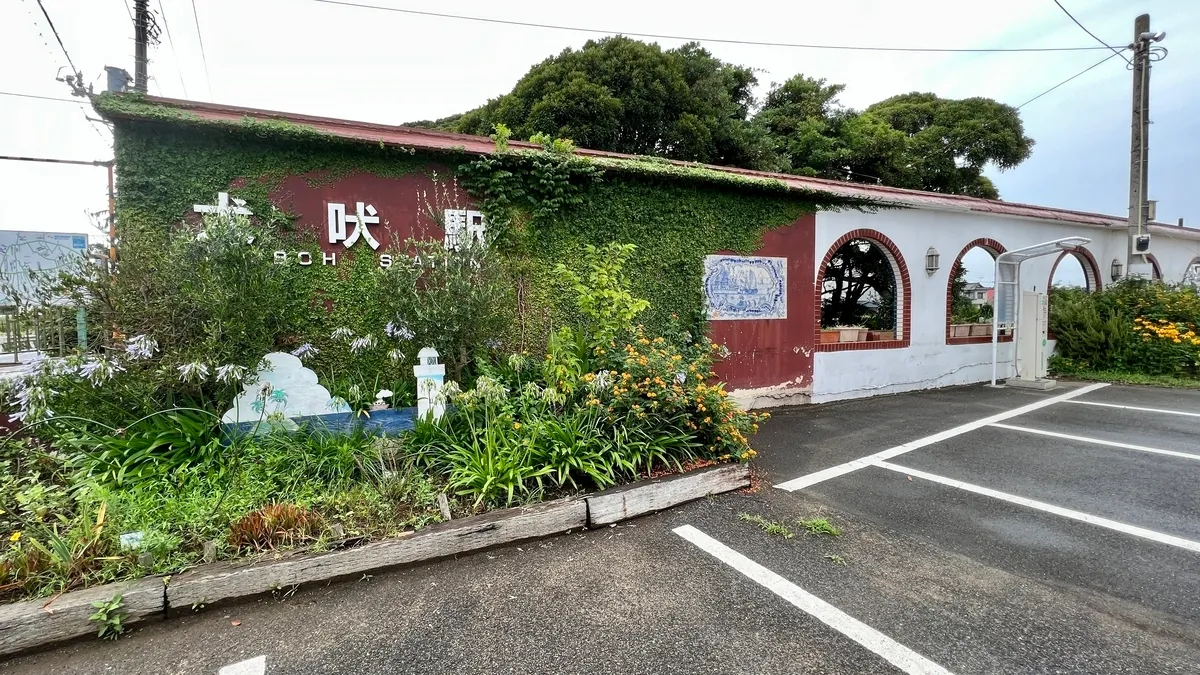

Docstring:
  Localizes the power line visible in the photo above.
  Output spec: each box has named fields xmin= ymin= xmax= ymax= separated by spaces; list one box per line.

xmin=22 ymin=1 xmax=109 ymax=143
xmin=0 ymin=155 xmax=112 ymax=168
xmin=121 ymin=0 xmax=132 ymax=21
xmin=1016 ymin=50 xmax=1123 ymax=109
xmin=34 ymin=0 xmax=79 ymax=74
xmin=0 ymin=90 xmax=85 ymax=105
xmin=156 ymin=0 xmax=190 ymax=98
xmin=190 ymin=0 xmax=213 ymax=99
xmin=1052 ymin=0 xmax=1132 ymax=66
xmin=307 ymin=0 xmax=1118 ymax=54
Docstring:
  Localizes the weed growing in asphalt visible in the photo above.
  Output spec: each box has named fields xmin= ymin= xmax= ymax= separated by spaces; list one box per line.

xmin=824 ymin=554 xmax=848 ymax=566
xmin=797 ymin=517 xmax=841 ymax=536
xmin=739 ymin=513 xmax=794 ymax=539
xmin=88 ymin=594 xmax=127 ymax=640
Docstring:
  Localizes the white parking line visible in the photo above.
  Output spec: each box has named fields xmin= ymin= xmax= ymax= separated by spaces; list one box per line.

xmin=673 ymin=525 xmax=953 ymax=675
xmin=219 ymin=656 xmax=266 ymax=675
xmin=774 ymin=383 xmax=1110 ymax=492
xmin=989 ymin=423 xmax=1200 ymax=462
xmin=873 ymin=461 xmax=1200 ymax=554
xmin=1065 ymin=399 xmax=1200 ymax=418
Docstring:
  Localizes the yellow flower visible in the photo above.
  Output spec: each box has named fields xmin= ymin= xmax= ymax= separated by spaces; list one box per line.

xmin=647 ymin=392 xmax=657 ymax=398
xmin=8 ymin=531 xmax=19 ymax=542
xmin=513 ymin=422 xmax=521 ymax=430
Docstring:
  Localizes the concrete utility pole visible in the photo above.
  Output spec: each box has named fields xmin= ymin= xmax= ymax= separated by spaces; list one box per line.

xmin=1126 ymin=14 xmax=1166 ymax=276
xmin=133 ymin=0 xmax=149 ymax=93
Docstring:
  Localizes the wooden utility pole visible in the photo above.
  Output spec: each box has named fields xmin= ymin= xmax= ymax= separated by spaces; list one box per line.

xmin=1126 ymin=14 xmax=1162 ymax=274
xmin=133 ymin=0 xmax=149 ymax=93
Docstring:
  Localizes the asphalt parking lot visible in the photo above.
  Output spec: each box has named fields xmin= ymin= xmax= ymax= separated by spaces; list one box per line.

xmin=4 ymin=382 xmax=1199 ymax=674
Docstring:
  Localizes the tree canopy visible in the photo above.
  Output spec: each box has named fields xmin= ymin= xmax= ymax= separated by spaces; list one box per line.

xmin=415 ymin=36 xmax=1034 ymax=199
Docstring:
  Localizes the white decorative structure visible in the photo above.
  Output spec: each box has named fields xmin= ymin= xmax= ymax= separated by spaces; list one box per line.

xmin=413 ymin=347 xmax=445 ymax=421
xmin=193 ymin=192 xmax=253 ymax=218
xmin=221 ymin=352 xmax=351 ymax=431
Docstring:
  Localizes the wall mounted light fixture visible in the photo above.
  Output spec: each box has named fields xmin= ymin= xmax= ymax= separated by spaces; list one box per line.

xmin=1110 ymin=258 xmax=1124 ymax=282
xmin=925 ymin=247 xmax=940 ymax=275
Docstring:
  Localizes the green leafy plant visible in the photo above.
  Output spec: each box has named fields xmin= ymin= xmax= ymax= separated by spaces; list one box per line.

xmin=554 ymin=243 xmax=650 ymax=349
xmin=797 ymin=517 xmax=841 ymax=536
xmin=739 ymin=513 xmax=794 ymax=539
xmin=89 ymin=593 xmax=128 ymax=640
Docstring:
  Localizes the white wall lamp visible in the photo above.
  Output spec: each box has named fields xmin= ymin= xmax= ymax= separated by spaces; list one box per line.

xmin=925 ymin=247 xmax=940 ymax=275
xmin=1110 ymin=258 xmax=1124 ymax=282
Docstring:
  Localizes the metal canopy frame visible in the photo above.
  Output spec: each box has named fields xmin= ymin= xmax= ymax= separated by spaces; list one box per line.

xmin=990 ymin=237 xmax=1091 ymax=386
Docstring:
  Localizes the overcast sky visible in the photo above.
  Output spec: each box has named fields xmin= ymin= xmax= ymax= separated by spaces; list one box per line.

xmin=2 ymin=0 xmax=1195 ymax=288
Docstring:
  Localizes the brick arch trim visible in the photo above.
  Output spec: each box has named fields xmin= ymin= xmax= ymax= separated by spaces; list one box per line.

xmin=1145 ymin=253 xmax=1162 ymax=280
xmin=1048 ymin=246 xmax=1102 ymax=291
xmin=945 ymin=238 xmax=1008 ymax=345
xmin=815 ymin=228 xmax=911 ymax=352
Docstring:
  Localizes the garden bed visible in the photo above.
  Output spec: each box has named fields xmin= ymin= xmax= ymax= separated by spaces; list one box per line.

xmin=0 ymin=463 xmax=748 ymax=657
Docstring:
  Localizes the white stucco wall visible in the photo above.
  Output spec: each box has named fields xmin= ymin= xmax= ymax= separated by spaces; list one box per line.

xmin=811 ymin=208 xmax=1200 ymax=403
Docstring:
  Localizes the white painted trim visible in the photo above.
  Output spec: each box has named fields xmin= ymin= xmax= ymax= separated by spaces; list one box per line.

xmin=872 ymin=461 xmax=1200 ymax=554
xmin=1065 ymin=399 xmax=1200 ymax=418
xmin=774 ymin=383 xmax=1110 ymax=491
xmin=219 ymin=656 xmax=266 ymax=675
xmin=673 ymin=525 xmax=953 ymax=675
xmin=989 ymin=423 xmax=1200 ymax=462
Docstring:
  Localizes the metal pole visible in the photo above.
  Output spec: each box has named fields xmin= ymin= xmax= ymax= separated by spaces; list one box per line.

xmin=134 ymin=0 xmax=149 ymax=94
xmin=107 ymin=161 xmax=117 ymax=263
xmin=991 ymin=256 xmax=1000 ymax=386
xmin=1127 ymin=14 xmax=1150 ymax=270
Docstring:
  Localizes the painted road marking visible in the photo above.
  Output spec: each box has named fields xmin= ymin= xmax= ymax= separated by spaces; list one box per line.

xmin=774 ymin=383 xmax=1110 ymax=492
xmin=873 ymin=461 xmax=1200 ymax=554
xmin=219 ymin=655 xmax=266 ymax=675
xmin=989 ymin=423 xmax=1200 ymax=462
xmin=673 ymin=525 xmax=954 ymax=675
xmin=1065 ymin=399 xmax=1200 ymax=418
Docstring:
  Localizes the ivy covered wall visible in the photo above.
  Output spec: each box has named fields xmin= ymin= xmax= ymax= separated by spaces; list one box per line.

xmin=103 ymin=97 xmax=863 ymax=389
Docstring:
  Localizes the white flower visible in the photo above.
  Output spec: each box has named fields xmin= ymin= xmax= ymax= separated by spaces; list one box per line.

xmin=387 ymin=348 xmax=404 ymax=363
xmin=79 ymin=358 xmax=125 ymax=385
xmin=124 ymin=334 xmax=158 ymax=361
xmin=717 ymin=345 xmax=731 ymax=358
xmin=589 ymin=370 xmax=612 ymax=393
xmin=331 ymin=327 xmax=354 ymax=341
xmin=216 ymin=364 xmax=249 ymax=384
xmin=290 ymin=343 xmax=318 ymax=359
xmin=375 ymin=389 xmax=392 ymax=404
xmin=674 ymin=371 xmax=687 ymax=385
xmin=177 ymin=361 xmax=210 ymax=384
xmin=385 ymin=321 xmax=414 ymax=340
xmin=349 ymin=335 xmax=376 ymax=353
xmin=436 ymin=380 xmax=462 ymax=404
xmin=258 ymin=381 xmax=274 ymax=398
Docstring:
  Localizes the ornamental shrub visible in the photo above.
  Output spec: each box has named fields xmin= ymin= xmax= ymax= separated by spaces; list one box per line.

xmin=1050 ymin=280 xmax=1200 ymax=377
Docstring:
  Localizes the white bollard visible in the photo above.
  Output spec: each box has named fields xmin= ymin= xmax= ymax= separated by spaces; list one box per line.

xmin=413 ymin=347 xmax=445 ymax=422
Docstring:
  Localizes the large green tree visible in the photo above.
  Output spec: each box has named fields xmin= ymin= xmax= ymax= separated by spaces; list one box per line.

xmin=415 ymin=36 xmax=771 ymax=168
xmin=754 ymin=77 xmax=1033 ymax=198
xmin=416 ymin=39 xmax=1035 ymax=199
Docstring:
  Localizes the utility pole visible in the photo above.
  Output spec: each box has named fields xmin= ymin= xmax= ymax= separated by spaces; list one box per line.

xmin=133 ymin=0 xmax=149 ymax=93
xmin=1126 ymin=14 xmax=1166 ymax=276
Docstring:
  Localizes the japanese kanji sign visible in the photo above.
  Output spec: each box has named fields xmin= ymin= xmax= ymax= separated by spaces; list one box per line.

xmin=328 ymin=202 xmax=381 ymax=250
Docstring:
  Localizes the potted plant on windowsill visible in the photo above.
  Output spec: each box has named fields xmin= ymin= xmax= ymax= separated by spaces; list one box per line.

xmin=869 ymin=330 xmax=896 ymax=341
xmin=833 ymin=325 xmax=866 ymax=342
xmin=950 ymin=324 xmax=971 ymax=338
xmin=969 ymin=323 xmax=992 ymax=337
xmin=820 ymin=328 xmax=841 ymax=344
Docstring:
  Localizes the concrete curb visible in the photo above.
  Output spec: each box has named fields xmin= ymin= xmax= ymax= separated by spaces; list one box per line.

xmin=0 ymin=463 xmax=749 ymax=658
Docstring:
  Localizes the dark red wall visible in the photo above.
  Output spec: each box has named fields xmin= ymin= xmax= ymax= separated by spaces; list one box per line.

xmin=710 ymin=213 xmax=816 ymax=390
xmin=261 ymin=169 xmax=814 ymax=391
xmin=268 ymin=169 xmax=472 ymax=251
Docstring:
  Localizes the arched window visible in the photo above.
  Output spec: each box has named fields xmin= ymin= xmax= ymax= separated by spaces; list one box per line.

xmin=816 ymin=229 xmax=910 ymax=350
xmin=946 ymin=238 xmax=1010 ymax=344
xmin=1048 ymin=247 xmax=1101 ymax=291
xmin=1185 ymin=257 xmax=1200 ymax=287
